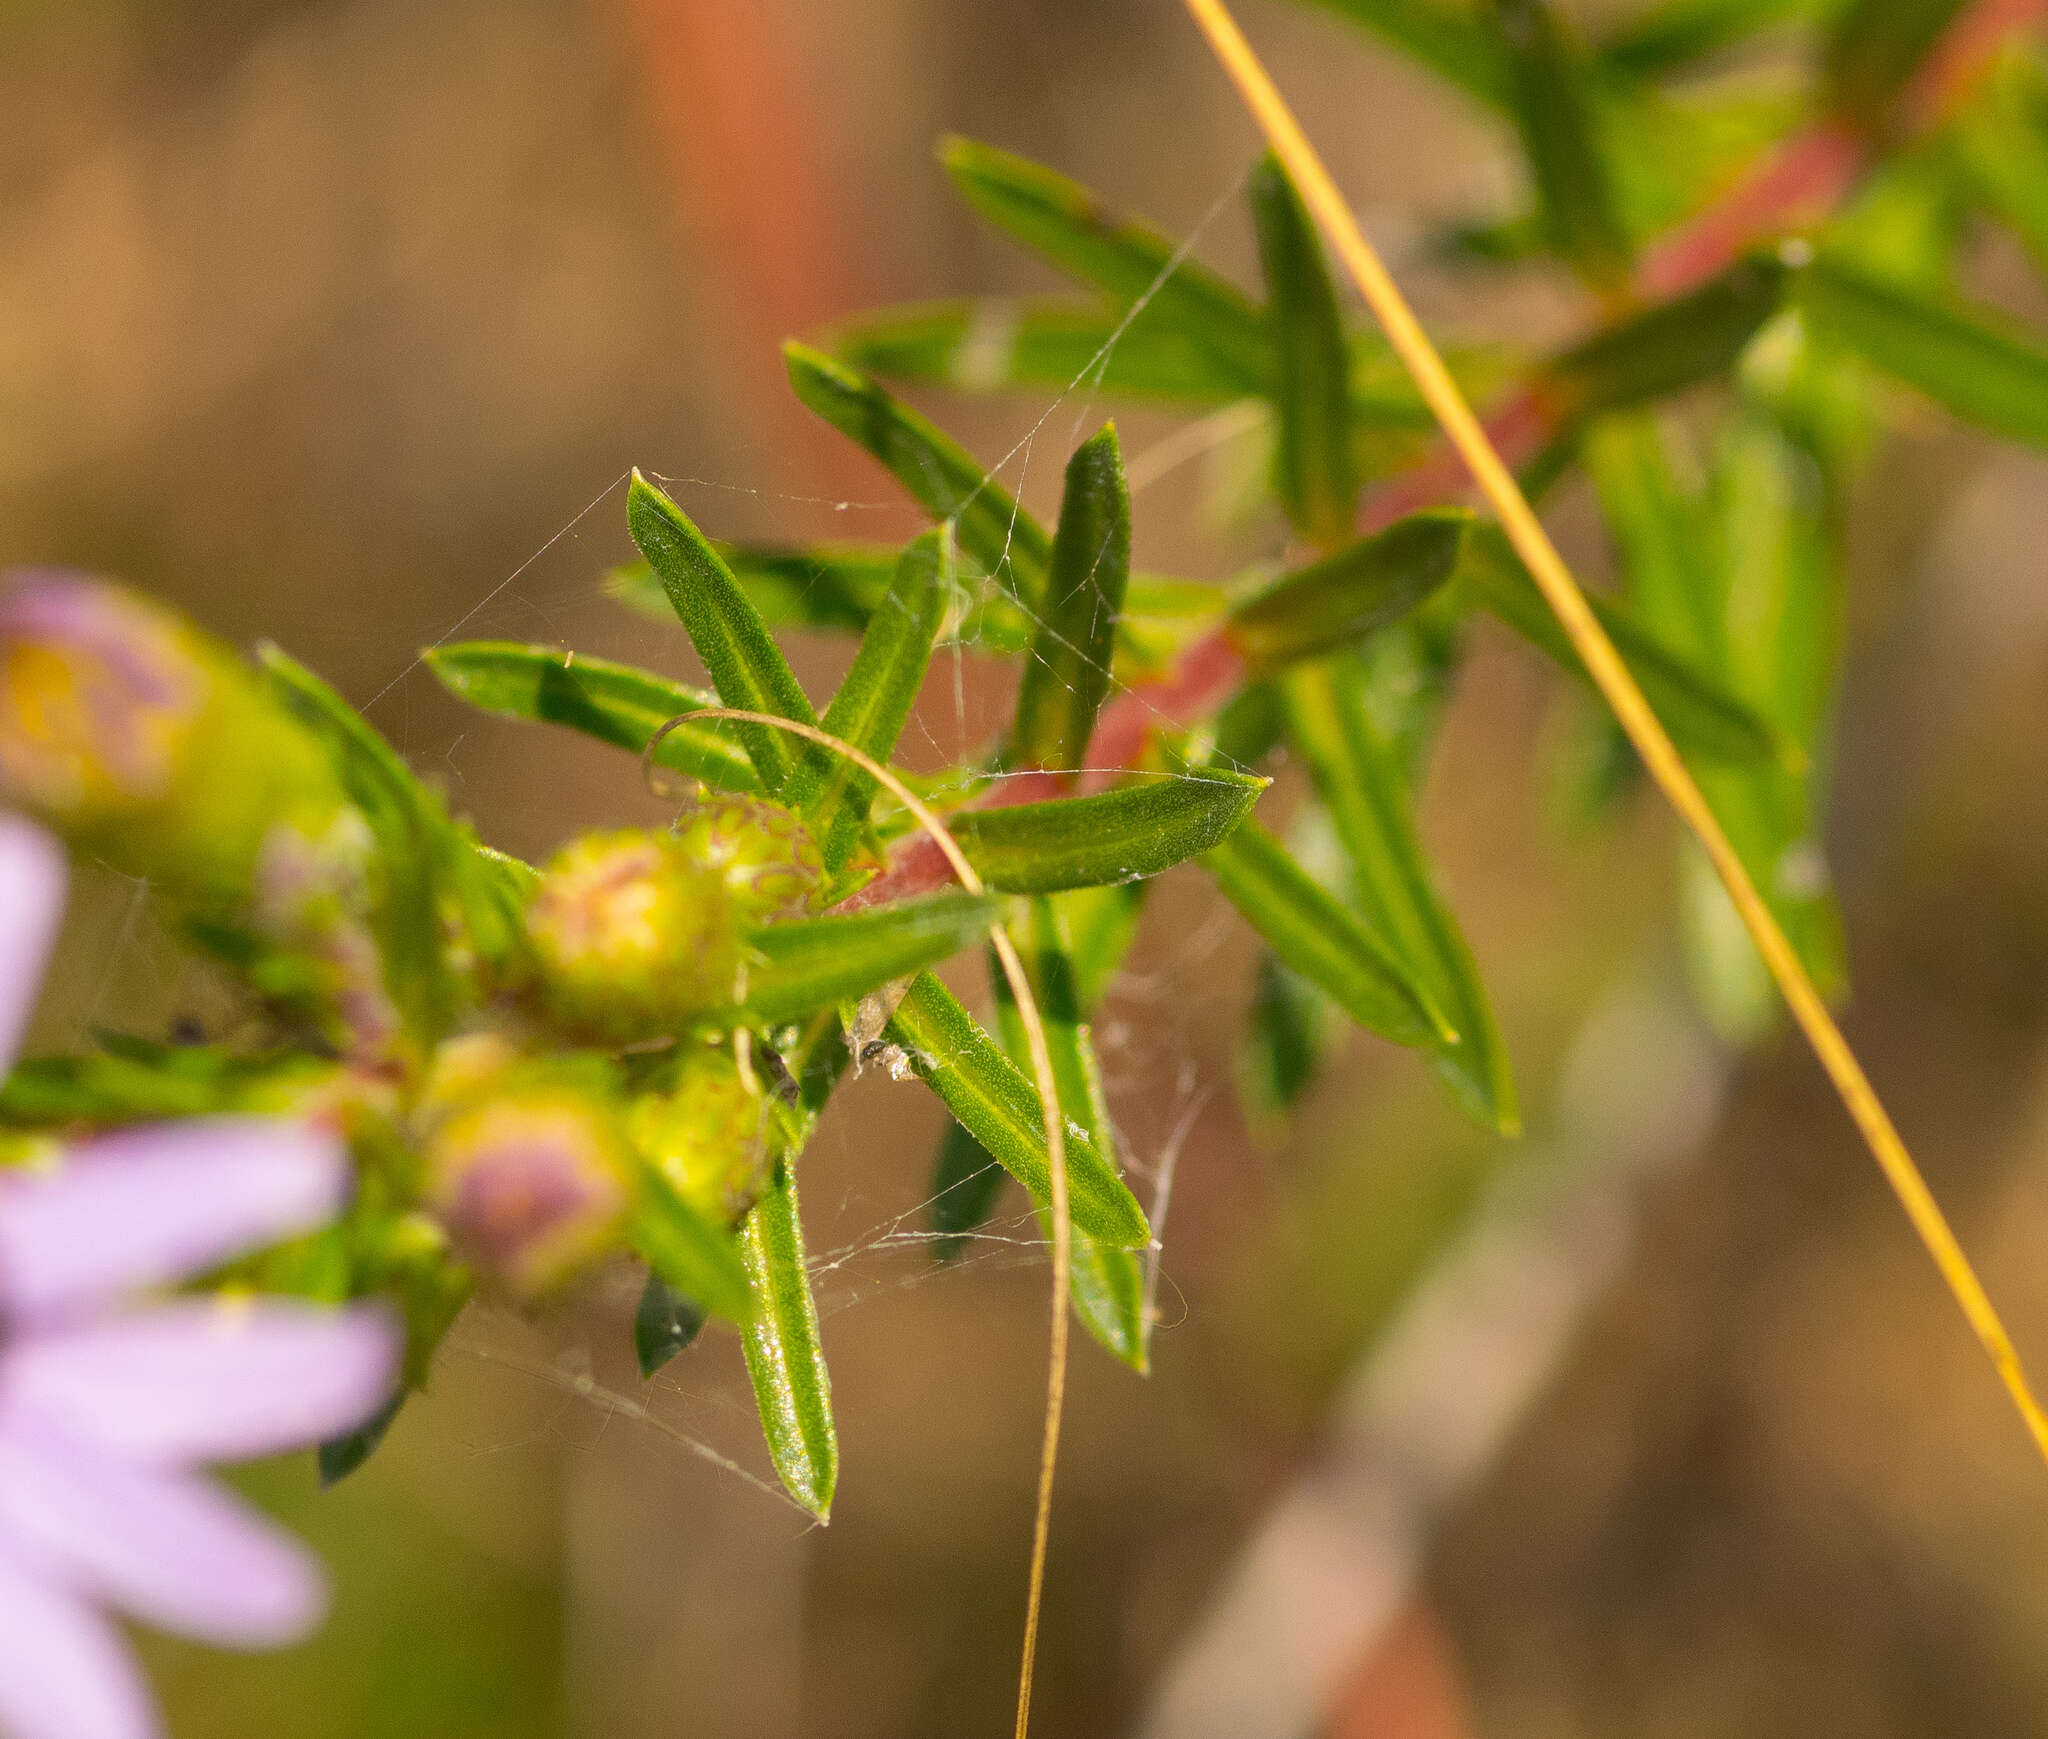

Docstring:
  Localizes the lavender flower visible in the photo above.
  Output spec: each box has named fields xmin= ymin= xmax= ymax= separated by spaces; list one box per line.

xmin=0 ymin=812 xmax=398 ymax=1739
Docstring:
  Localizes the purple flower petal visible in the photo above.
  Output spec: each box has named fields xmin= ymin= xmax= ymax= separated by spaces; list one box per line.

xmin=0 ymin=1118 xmax=348 ymax=1321
xmin=0 ymin=813 xmax=65 ymax=1080
xmin=0 ymin=1425 xmax=323 ymax=1647
xmin=0 ymin=1541 xmax=157 ymax=1739
xmin=1 ymin=1299 xmax=398 ymax=1465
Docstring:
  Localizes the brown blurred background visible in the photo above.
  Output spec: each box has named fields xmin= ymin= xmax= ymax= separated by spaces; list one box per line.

xmin=9 ymin=0 xmax=2048 ymax=1734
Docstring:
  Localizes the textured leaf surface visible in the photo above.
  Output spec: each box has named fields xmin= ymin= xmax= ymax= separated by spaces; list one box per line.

xmin=739 ymin=893 xmax=1000 ymax=1026
xmin=739 ymin=1161 xmax=836 ymax=1519
xmin=1227 ymin=511 xmax=1470 ymax=670
xmin=951 ymin=771 xmax=1266 ymax=893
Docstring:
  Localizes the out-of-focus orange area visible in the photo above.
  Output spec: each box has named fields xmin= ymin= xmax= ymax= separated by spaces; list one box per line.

xmin=9 ymin=1 xmax=2048 ymax=1735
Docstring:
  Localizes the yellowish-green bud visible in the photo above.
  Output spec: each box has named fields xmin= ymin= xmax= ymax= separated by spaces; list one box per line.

xmin=626 ymin=1044 xmax=771 ymax=1225
xmin=669 ymin=789 xmax=824 ymax=922
xmin=527 ymin=829 xmax=738 ymax=1040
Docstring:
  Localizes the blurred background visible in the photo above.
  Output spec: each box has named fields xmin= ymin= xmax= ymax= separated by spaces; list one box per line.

xmin=8 ymin=0 xmax=2048 ymax=1734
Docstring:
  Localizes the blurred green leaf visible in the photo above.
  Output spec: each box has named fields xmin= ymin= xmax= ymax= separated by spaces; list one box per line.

xmin=1496 ymin=0 xmax=1632 ymax=288
xmin=609 ymin=543 xmax=894 ymax=636
xmin=316 ymin=1393 xmax=404 ymax=1489
xmin=425 ymin=643 xmax=759 ymax=794
xmin=787 ymin=526 xmax=954 ymax=871
xmin=1055 ymin=880 xmax=1149 ymax=1012
xmin=884 ymin=971 xmax=1151 ymax=1248
xmin=784 ymin=342 xmax=1054 ymax=609
xmin=951 ymin=770 xmax=1266 ymax=893
xmin=824 ymin=297 xmax=1260 ymax=403
xmin=1953 ymin=50 xmax=2048 ymax=283
xmin=1454 ymin=524 xmax=1793 ymax=767
xmin=633 ymin=1167 xmax=753 ymax=1324
xmin=941 ymin=136 xmax=1271 ymax=391
xmin=1202 ymin=817 xmax=1449 ymax=1050
xmin=1250 ymin=154 xmax=1360 ymax=544
xmin=633 ymin=1272 xmax=706 ymax=1378
xmin=1012 ymin=426 xmax=1132 ymax=771
xmin=627 ymin=472 xmax=817 ymax=792
xmin=1227 ymin=510 xmax=1471 ymax=670
xmin=738 ymin=1160 xmax=836 ymax=1520
xmin=991 ymin=902 xmax=1150 ymax=1371
xmin=1822 ymin=0 xmax=1969 ymax=125
xmin=1237 ymin=949 xmax=1342 ymax=1140
xmin=927 ymin=1117 xmax=1011 ymax=1262
xmin=1797 ymin=257 xmax=2048 ymax=446
xmin=1282 ymin=659 xmax=1519 ymax=1132
xmin=1297 ymin=0 xmax=1512 ymax=107
xmin=1595 ymin=0 xmax=1821 ymax=79
xmin=739 ymin=893 xmax=1000 ymax=1026
xmin=258 ymin=645 xmax=457 ymax=1044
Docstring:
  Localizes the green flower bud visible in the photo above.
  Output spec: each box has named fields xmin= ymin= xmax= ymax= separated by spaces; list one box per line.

xmin=526 ymin=829 xmax=738 ymax=1041
xmin=0 ymin=570 xmax=345 ymax=900
xmin=253 ymin=807 xmax=399 ymax=1061
xmin=422 ymin=1060 xmax=631 ymax=1296
xmin=669 ymin=789 xmax=824 ymax=922
xmin=626 ymin=1044 xmax=771 ymax=1225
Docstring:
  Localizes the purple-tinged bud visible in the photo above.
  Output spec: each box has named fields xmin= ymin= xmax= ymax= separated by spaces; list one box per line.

xmin=423 ymin=1072 xmax=631 ymax=1296
xmin=0 ymin=571 xmax=344 ymax=898
xmin=527 ymin=829 xmax=738 ymax=1041
xmin=670 ymin=789 xmax=824 ymax=922
xmin=254 ymin=808 xmax=400 ymax=1062
xmin=626 ymin=1045 xmax=771 ymax=1225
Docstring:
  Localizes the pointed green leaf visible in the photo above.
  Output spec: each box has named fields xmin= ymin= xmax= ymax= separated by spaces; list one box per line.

xmin=1237 ymin=950 xmax=1341 ymax=1139
xmin=928 ymin=1118 xmax=1012 ymax=1262
xmin=634 ymin=1272 xmax=706 ymax=1378
xmin=991 ymin=901 xmax=1150 ymax=1371
xmin=1297 ymin=0 xmax=1512 ymax=107
xmin=1011 ymin=426 xmax=1132 ymax=771
xmin=738 ymin=892 xmax=1000 ymax=1026
xmin=1797 ymin=258 xmax=2048 ymax=447
xmin=1250 ymin=154 xmax=1360 ymax=545
xmin=784 ymin=342 xmax=1053 ymax=608
xmin=258 ymin=645 xmax=456 ymax=1043
xmin=632 ymin=1168 xmax=752 ymax=1323
xmin=785 ymin=527 xmax=954 ymax=871
xmin=1496 ymin=0 xmax=1631 ymax=289
xmin=940 ymin=137 xmax=1271 ymax=391
xmin=1226 ymin=511 xmax=1470 ymax=670
xmin=824 ymin=296 xmax=1261 ymax=403
xmin=951 ymin=770 xmax=1266 ymax=894
xmin=738 ymin=1160 xmax=836 ymax=1519
xmin=1282 ymin=659 xmax=1518 ymax=1133
xmin=626 ymin=471 xmax=816 ymax=791
xmin=1201 ymin=818 xmax=1448 ymax=1051
xmin=1454 ymin=525 xmax=1792 ymax=767
xmin=609 ymin=543 xmax=895 ymax=635
xmin=317 ymin=1393 xmax=404 ymax=1489
xmin=884 ymin=971 xmax=1150 ymax=1248
xmin=425 ymin=643 xmax=759 ymax=794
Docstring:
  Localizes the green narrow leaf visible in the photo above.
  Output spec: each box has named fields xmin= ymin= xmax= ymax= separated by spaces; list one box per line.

xmin=625 ymin=471 xmax=817 ymax=792
xmin=950 ymin=770 xmax=1266 ymax=894
xmin=1225 ymin=510 xmax=1471 ymax=670
xmin=1821 ymin=0 xmax=1969 ymax=125
xmin=1495 ymin=0 xmax=1631 ymax=289
xmin=1596 ymin=0 xmax=1821 ymax=79
xmin=1453 ymin=525 xmax=1792 ymax=767
xmin=783 ymin=342 xmax=1054 ymax=609
xmin=739 ymin=892 xmax=1001 ymax=1026
xmin=738 ymin=1160 xmax=836 ymax=1520
xmin=257 ymin=645 xmax=456 ymax=1043
xmin=1201 ymin=818 xmax=1448 ymax=1051
xmin=317 ymin=1393 xmax=405 ymax=1489
xmin=1953 ymin=50 xmax=2048 ymax=284
xmin=609 ymin=543 xmax=895 ymax=636
xmin=1011 ymin=426 xmax=1132 ymax=771
xmin=634 ymin=1272 xmax=706 ymax=1378
xmin=1056 ymin=881 xmax=1148 ymax=1012
xmin=991 ymin=902 xmax=1151 ymax=1372
xmin=928 ymin=1118 xmax=1011 ymax=1262
xmin=1249 ymin=154 xmax=1360 ymax=546
xmin=785 ymin=526 xmax=954 ymax=871
xmin=632 ymin=1169 xmax=752 ymax=1323
xmin=883 ymin=972 xmax=1150 ymax=1248
xmin=823 ymin=297 xmax=1261 ymax=404
xmin=1797 ymin=258 xmax=2048 ymax=447
xmin=1282 ymin=659 xmax=1518 ymax=1133
xmin=940 ymin=137 xmax=1272 ymax=391
xmin=1237 ymin=950 xmax=1342 ymax=1140
xmin=424 ymin=643 xmax=759 ymax=794
xmin=1297 ymin=0 xmax=1512 ymax=108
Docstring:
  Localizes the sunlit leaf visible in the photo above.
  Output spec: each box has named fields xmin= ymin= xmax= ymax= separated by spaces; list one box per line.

xmin=884 ymin=971 xmax=1150 ymax=1248
xmin=609 ymin=544 xmax=894 ymax=636
xmin=1012 ymin=426 xmax=1132 ymax=771
xmin=739 ymin=893 xmax=1001 ymax=1026
xmin=738 ymin=1160 xmax=836 ymax=1519
xmin=626 ymin=472 xmax=817 ymax=793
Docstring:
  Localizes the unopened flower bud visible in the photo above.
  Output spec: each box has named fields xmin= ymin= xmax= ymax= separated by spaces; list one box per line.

xmin=626 ymin=1045 xmax=771 ymax=1225
xmin=526 ymin=830 xmax=738 ymax=1041
xmin=422 ymin=1066 xmax=630 ymax=1295
xmin=670 ymin=789 xmax=823 ymax=922
xmin=0 ymin=571 xmax=343 ymax=898
xmin=254 ymin=808 xmax=399 ymax=1060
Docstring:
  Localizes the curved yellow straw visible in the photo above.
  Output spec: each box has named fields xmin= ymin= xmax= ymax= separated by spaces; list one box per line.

xmin=646 ymin=708 xmax=1073 ymax=1736
xmin=1179 ymin=0 xmax=2048 ymax=1463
